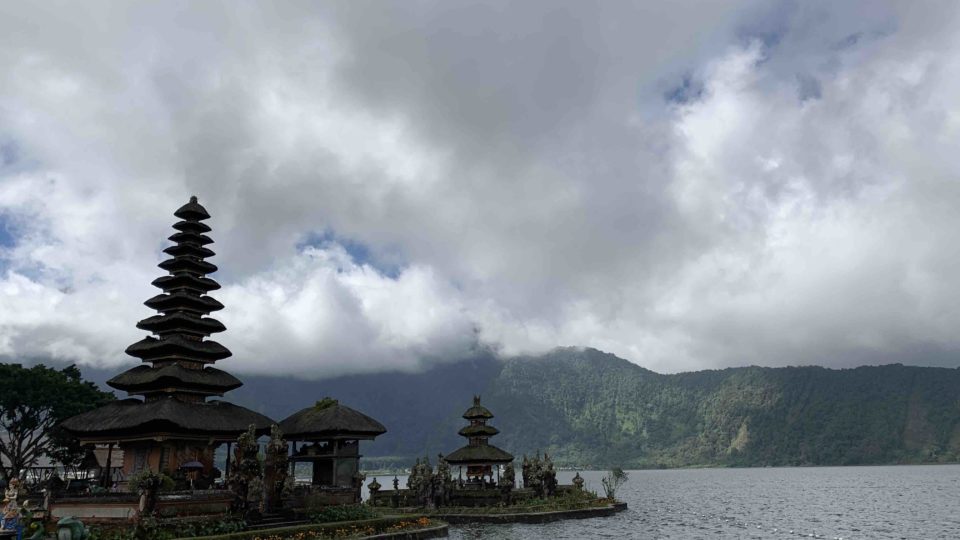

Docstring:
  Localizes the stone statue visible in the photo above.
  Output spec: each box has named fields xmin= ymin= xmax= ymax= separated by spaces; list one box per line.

xmin=229 ymin=424 xmax=263 ymax=516
xmin=367 ymin=476 xmax=381 ymax=504
xmin=434 ymin=454 xmax=452 ymax=508
xmin=407 ymin=458 xmax=421 ymax=489
xmin=3 ymin=479 xmax=20 ymax=503
xmin=132 ymin=470 xmax=163 ymax=517
xmin=573 ymin=471 xmax=585 ymax=491
xmin=521 ymin=455 xmax=530 ymax=487
xmin=436 ymin=454 xmax=451 ymax=482
xmin=263 ymin=424 xmax=289 ymax=512
xmin=56 ymin=517 xmax=89 ymax=540
xmin=528 ymin=452 xmax=543 ymax=497
xmin=1 ymin=496 xmax=19 ymax=532
xmin=542 ymin=453 xmax=557 ymax=498
xmin=419 ymin=456 xmax=434 ymax=509
xmin=501 ymin=462 xmax=516 ymax=488
xmin=499 ymin=463 xmax=516 ymax=505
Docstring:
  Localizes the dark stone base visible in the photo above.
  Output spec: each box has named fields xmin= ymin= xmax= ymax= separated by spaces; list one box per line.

xmin=434 ymin=502 xmax=627 ymax=525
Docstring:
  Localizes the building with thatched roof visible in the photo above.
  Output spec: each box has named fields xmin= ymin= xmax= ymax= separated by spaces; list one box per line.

xmin=279 ymin=398 xmax=385 ymax=504
xmin=60 ymin=197 xmax=273 ymax=481
xmin=445 ymin=396 xmax=513 ymax=484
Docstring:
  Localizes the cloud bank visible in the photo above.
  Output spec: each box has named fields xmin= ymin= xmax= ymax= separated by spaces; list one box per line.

xmin=2 ymin=1 xmax=960 ymax=376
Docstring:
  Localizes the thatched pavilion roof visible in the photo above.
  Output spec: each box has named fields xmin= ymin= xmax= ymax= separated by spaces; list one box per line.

xmin=279 ymin=399 xmax=386 ymax=440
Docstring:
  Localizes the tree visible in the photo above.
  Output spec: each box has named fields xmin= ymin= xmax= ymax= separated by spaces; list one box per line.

xmin=601 ymin=467 xmax=628 ymax=500
xmin=0 ymin=363 xmax=114 ymax=481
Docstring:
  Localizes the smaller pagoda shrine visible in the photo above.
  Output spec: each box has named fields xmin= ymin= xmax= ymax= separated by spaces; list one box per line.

xmin=444 ymin=396 xmax=513 ymax=485
xmin=279 ymin=398 xmax=386 ymax=505
xmin=60 ymin=197 xmax=274 ymax=483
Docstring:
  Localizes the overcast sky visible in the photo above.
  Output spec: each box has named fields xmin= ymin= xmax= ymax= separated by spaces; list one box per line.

xmin=1 ymin=1 xmax=959 ymax=378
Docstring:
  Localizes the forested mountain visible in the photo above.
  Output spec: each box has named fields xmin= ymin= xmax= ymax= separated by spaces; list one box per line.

xmin=83 ymin=348 xmax=960 ymax=468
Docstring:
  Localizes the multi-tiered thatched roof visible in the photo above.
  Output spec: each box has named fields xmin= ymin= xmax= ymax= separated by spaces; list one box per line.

xmin=445 ymin=396 xmax=513 ymax=465
xmin=61 ymin=197 xmax=273 ymax=443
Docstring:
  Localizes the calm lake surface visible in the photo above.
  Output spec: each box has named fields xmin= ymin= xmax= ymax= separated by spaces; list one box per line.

xmin=442 ymin=465 xmax=960 ymax=539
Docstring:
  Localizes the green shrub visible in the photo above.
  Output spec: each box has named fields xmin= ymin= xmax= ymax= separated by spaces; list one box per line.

xmin=88 ymin=517 xmax=245 ymax=540
xmin=127 ymin=469 xmax=175 ymax=493
xmin=308 ymin=504 xmax=378 ymax=523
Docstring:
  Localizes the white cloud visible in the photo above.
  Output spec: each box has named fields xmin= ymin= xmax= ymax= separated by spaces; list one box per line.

xmin=2 ymin=2 xmax=960 ymax=376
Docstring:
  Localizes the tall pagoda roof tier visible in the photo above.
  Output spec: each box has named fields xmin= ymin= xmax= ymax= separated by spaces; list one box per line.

xmin=60 ymin=397 xmax=273 ymax=441
xmin=126 ymin=335 xmax=232 ymax=362
xmin=158 ymin=257 xmax=218 ymax=276
xmin=168 ymin=231 xmax=214 ymax=246
xmin=144 ymin=292 xmax=224 ymax=313
xmin=152 ymin=274 xmax=221 ymax=293
xmin=174 ymin=197 xmax=212 ymax=220
xmin=107 ymin=364 xmax=242 ymax=394
xmin=136 ymin=312 xmax=226 ymax=336
xmin=279 ymin=400 xmax=387 ymax=441
xmin=172 ymin=219 xmax=211 ymax=233
xmin=163 ymin=243 xmax=215 ymax=259
xmin=445 ymin=445 xmax=514 ymax=465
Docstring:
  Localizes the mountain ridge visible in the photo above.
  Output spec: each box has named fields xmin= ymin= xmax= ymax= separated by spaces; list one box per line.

xmin=76 ymin=347 xmax=960 ymax=468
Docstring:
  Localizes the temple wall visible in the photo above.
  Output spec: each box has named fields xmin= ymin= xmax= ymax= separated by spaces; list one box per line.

xmin=49 ymin=491 xmax=233 ymax=523
xmin=118 ymin=442 xmax=218 ymax=477
xmin=49 ymin=500 xmax=138 ymax=521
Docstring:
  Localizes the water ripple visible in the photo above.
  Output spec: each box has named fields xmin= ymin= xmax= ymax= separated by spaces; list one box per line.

xmin=448 ymin=465 xmax=960 ymax=539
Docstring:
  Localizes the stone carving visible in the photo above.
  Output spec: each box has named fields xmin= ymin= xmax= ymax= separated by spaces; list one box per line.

xmin=407 ymin=458 xmax=421 ymax=489
xmin=542 ymin=453 xmax=557 ymax=498
xmin=433 ymin=454 xmax=452 ymax=508
xmin=573 ymin=471 xmax=585 ymax=491
xmin=518 ymin=451 xmax=558 ymax=498
xmin=521 ymin=454 xmax=530 ymax=487
xmin=406 ymin=455 xmax=457 ymax=509
xmin=131 ymin=469 xmax=163 ymax=517
xmin=56 ymin=517 xmax=89 ymax=540
xmin=263 ymin=424 xmax=289 ymax=512
xmin=501 ymin=462 xmax=515 ymax=488
xmin=368 ymin=477 xmax=381 ymax=498
xmin=1 ymin=495 xmax=19 ymax=532
xmin=229 ymin=424 xmax=263 ymax=516
xmin=500 ymin=463 xmax=516 ymax=505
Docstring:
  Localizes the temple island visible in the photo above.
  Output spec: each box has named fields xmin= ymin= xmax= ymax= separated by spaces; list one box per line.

xmin=367 ymin=397 xmax=626 ymax=524
xmin=0 ymin=198 xmax=625 ymax=540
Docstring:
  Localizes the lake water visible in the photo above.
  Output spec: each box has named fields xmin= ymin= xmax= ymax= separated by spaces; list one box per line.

xmin=442 ymin=465 xmax=960 ymax=539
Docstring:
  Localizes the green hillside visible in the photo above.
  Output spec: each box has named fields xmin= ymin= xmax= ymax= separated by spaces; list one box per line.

xmin=225 ymin=347 xmax=960 ymax=468
xmin=484 ymin=348 xmax=960 ymax=468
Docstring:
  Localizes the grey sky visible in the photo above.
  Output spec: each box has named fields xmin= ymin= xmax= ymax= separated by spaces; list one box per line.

xmin=1 ymin=1 xmax=959 ymax=377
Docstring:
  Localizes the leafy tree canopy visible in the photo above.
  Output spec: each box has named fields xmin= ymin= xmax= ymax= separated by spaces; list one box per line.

xmin=0 ymin=363 xmax=114 ymax=481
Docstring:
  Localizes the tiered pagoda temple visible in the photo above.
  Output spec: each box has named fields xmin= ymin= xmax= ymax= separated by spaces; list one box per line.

xmin=445 ymin=396 xmax=513 ymax=484
xmin=61 ymin=197 xmax=273 ymax=480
